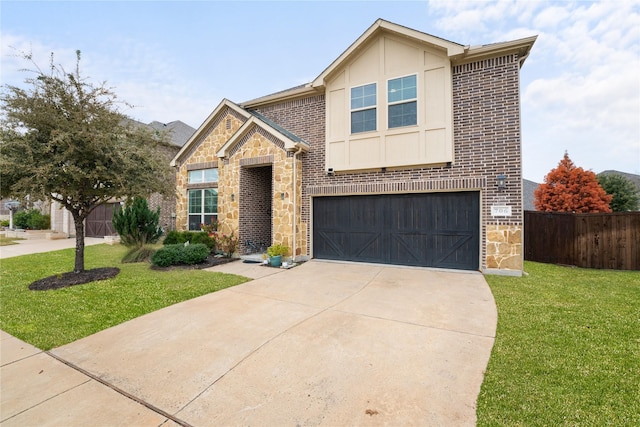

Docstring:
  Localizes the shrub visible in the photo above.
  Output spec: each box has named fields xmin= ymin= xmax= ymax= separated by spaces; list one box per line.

xmin=163 ymin=230 xmax=187 ymax=245
xmin=121 ymin=245 xmax=156 ymax=263
xmin=13 ymin=209 xmax=50 ymax=230
xmin=181 ymin=243 xmax=211 ymax=265
xmin=151 ymin=243 xmax=209 ymax=267
xmin=152 ymin=244 xmax=182 ymax=267
xmin=163 ymin=231 xmax=215 ymax=250
xmin=0 ymin=219 xmax=9 ymax=227
xmin=216 ymin=231 xmax=239 ymax=257
xmin=112 ymin=198 xmax=162 ymax=247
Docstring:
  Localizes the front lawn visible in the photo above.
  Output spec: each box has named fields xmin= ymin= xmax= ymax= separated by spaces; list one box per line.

xmin=0 ymin=244 xmax=249 ymax=350
xmin=478 ymin=261 xmax=640 ymax=426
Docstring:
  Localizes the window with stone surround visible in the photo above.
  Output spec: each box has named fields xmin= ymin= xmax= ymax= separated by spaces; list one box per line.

xmin=188 ymin=168 xmax=218 ymax=184
xmin=188 ymin=188 xmax=217 ymax=231
xmin=350 ymin=83 xmax=376 ymax=133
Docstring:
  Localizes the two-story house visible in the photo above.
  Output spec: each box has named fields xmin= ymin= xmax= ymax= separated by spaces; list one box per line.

xmin=171 ymin=19 xmax=536 ymax=275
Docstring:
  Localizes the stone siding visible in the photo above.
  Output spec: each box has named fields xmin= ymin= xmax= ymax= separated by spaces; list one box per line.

xmin=174 ymin=108 xmax=246 ymax=232
xmin=222 ymin=127 xmax=302 ymax=254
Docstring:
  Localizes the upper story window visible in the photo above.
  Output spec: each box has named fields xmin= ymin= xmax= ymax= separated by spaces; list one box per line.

xmin=188 ymin=168 xmax=218 ymax=184
xmin=350 ymin=83 xmax=377 ymax=133
xmin=388 ymin=75 xmax=417 ymax=129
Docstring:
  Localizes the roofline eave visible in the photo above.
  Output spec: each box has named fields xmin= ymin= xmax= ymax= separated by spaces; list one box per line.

xmin=216 ymin=116 xmax=309 ymax=159
xmin=170 ymin=99 xmax=249 ymax=167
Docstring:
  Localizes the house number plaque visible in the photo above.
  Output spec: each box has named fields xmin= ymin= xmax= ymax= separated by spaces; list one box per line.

xmin=491 ymin=205 xmax=512 ymax=217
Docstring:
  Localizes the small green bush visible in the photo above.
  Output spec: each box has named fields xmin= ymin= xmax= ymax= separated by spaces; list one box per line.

xmin=163 ymin=231 xmax=215 ymax=250
xmin=190 ymin=232 xmax=216 ymax=250
xmin=0 ymin=219 xmax=10 ymax=227
xmin=13 ymin=209 xmax=50 ymax=230
xmin=163 ymin=230 xmax=187 ymax=245
xmin=151 ymin=243 xmax=209 ymax=267
xmin=181 ymin=243 xmax=211 ymax=264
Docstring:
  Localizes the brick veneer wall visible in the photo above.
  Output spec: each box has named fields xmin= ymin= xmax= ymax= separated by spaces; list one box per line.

xmin=251 ymin=54 xmax=524 ymax=271
xmin=239 ymin=165 xmax=272 ymax=254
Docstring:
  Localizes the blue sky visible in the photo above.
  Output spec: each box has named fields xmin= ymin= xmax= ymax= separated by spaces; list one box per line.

xmin=1 ymin=0 xmax=639 ymax=182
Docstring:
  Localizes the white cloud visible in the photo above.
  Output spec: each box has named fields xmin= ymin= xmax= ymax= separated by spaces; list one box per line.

xmin=1 ymin=32 xmax=214 ymax=127
xmin=427 ymin=0 xmax=640 ymax=179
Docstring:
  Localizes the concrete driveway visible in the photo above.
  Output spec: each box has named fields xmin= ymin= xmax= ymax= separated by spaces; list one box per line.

xmin=2 ymin=260 xmax=496 ymax=426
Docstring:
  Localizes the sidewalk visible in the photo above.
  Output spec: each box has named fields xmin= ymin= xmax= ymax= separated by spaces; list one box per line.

xmin=0 ymin=331 xmax=167 ymax=426
xmin=0 ymin=237 xmax=105 ymax=260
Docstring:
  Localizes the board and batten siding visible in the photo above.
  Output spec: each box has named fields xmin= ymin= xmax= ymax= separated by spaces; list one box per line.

xmin=325 ymin=33 xmax=453 ymax=172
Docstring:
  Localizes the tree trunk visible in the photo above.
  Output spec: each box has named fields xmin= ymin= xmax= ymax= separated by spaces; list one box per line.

xmin=73 ymin=215 xmax=86 ymax=273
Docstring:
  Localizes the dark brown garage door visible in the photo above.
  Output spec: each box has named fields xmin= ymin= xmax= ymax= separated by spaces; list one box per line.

xmin=86 ymin=203 xmax=118 ymax=237
xmin=313 ymin=192 xmax=480 ymax=270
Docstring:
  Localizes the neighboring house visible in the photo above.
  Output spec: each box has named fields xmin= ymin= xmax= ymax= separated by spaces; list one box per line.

xmin=523 ymin=179 xmax=539 ymax=211
xmin=171 ymin=19 xmax=536 ymax=275
xmin=50 ymin=120 xmax=195 ymax=237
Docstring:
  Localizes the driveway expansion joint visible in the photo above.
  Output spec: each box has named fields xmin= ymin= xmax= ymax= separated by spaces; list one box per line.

xmin=44 ymin=350 xmax=194 ymax=427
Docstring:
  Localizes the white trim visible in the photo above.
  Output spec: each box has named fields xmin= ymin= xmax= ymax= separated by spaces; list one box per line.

xmin=386 ymin=73 xmax=419 ymax=129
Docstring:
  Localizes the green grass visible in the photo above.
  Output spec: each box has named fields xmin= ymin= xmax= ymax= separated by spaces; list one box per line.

xmin=0 ymin=244 xmax=249 ymax=350
xmin=478 ymin=261 xmax=640 ymax=426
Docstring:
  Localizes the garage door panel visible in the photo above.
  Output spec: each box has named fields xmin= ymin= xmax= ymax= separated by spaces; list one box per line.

xmin=349 ymin=231 xmax=384 ymax=261
xmin=313 ymin=192 xmax=479 ymax=270
xmin=433 ymin=234 xmax=475 ymax=269
xmin=389 ymin=233 xmax=427 ymax=265
xmin=314 ymin=231 xmax=348 ymax=259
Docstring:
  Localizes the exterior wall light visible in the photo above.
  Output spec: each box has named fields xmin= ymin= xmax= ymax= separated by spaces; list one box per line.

xmin=231 ymin=193 xmax=235 ymax=202
xmin=497 ymin=174 xmax=507 ymax=191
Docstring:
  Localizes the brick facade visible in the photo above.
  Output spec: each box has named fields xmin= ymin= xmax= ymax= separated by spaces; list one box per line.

xmin=252 ymin=54 xmax=524 ymax=272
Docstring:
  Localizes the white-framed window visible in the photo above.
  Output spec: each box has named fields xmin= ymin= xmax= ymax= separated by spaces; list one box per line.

xmin=188 ymin=168 xmax=218 ymax=184
xmin=388 ymin=74 xmax=417 ymax=129
xmin=350 ymin=83 xmax=377 ymax=133
xmin=188 ymin=189 xmax=217 ymax=231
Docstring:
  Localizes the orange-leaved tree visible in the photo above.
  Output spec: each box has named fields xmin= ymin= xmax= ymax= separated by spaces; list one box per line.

xmin=534 ymin=152 xmax=612 ymax=213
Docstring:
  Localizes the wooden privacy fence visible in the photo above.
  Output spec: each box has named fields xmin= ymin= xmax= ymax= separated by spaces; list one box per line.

xmin=524 ymin=211 xmax=640 ymax=270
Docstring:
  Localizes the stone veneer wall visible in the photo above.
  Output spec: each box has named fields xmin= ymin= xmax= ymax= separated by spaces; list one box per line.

xmin=253 ymin=53 xmax=524 ymax=272
xmin=223 ymin=128 xmax=299 ymax=253
xmin=175 ymin=108 xmax=246 ymax=233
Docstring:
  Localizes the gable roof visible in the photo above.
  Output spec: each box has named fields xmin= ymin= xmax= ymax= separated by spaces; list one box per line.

xmin=170 ymin=99 xmax=250 ymax=167
xmin=216 ymin=114 xmax=309 ymax=159
xmin=243 ymin=18 xmax=536 ymax=108
xmin=170 ymin=99 xmax=309 ymax=166
xmin=312 ymin=19 xmax=465 ymax=88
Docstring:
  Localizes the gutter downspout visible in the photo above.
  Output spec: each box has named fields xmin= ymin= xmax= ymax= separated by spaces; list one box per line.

xmin=292 ymin=146 xmax=303 ymax=262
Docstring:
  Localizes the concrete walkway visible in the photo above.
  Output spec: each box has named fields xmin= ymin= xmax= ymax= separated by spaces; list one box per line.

xmin=1 ymin=259 xmax=496 ymax=426
xmin=0 ymin=237 xmax=105 ymax=259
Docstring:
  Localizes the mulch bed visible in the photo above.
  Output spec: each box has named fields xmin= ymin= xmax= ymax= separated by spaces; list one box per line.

xmin=29 ymin=267 xmax=121 ymax=291
xmin=28 ymin=256 xmax=240 ymax=291
xmin=149 ymin=255 xmax=239 ymax=271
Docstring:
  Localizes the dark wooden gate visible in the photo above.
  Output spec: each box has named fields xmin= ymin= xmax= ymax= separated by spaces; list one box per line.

xmin=86 ymin=203 xmax=117 ymax=237
xmin=313 ymin=192 xmax=480 ymax=270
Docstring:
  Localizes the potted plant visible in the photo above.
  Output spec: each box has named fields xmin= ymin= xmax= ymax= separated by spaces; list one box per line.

xmin=267 ymin=244 xmax=289 ymax=267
